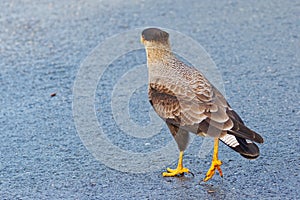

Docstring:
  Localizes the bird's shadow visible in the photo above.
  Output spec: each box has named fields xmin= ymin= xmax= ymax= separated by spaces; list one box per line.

xmin=162 ymin=174 xmax=227 ymax=199
xmin=162 ymin=173 xmax=195 ymax=183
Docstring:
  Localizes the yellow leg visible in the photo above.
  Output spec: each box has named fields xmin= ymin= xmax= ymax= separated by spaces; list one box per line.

xmin=203 ymin=138 xmax=223 ymax=182
xmin=162 ymin=151 xmax=191 ymax=176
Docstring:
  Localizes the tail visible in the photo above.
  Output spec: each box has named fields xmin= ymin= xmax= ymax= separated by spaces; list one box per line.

xmin=220 ymin=109 xmax=264 ymax=159
xmin=220 ymin=134 xmax=260 ymax=159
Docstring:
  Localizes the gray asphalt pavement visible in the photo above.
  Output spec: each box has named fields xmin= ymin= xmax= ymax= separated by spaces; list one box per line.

xmin=0 ymin=0 xmax=299 ymax=199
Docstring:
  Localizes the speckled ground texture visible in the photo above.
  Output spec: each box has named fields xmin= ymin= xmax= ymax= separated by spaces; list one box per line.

xmin=1 ymin=0 xmax=299 ymax=199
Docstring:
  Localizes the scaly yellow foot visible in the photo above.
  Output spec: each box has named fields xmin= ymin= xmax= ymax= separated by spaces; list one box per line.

xmin=203 ymin=158 xmax=223 ymax=181
xmin=162 ymin=166 xmax=190 ymax=176
xmin=162 ymin=151 xmax=192 ymax=177
xmin=203 ymin=138 xmax=223 ymax=182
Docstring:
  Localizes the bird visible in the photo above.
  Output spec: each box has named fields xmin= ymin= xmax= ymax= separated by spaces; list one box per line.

xmin=140 ymin=27 xmax=264 ymax=182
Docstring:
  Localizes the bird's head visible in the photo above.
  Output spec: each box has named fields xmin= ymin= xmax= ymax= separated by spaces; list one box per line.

xmin=141 ymin=28 xmax=170 ymax=48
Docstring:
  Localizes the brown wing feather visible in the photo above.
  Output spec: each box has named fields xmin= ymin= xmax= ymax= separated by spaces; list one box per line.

xmin=148 ymin=82 xmax=181 ymax=120
xmin=148 ymin=70 xmax=232 ymax=136
xmin=149 ymin=67 xmax=263 ymax=144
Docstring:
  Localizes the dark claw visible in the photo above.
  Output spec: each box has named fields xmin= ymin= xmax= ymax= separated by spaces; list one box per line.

xmin=188 ymin=171 xmax=195 ymax=177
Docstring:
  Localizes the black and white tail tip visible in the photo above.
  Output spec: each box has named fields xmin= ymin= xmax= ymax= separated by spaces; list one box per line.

xmin=220 ymin=134 xmax=260 ymax=159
